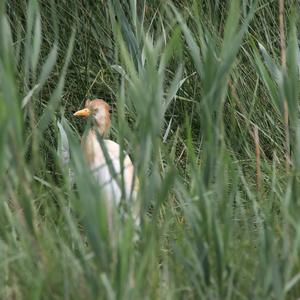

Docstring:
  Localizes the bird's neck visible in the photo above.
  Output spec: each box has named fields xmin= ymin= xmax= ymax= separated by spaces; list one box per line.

xmin=86 ymin=126 xmax=107 ymax=139
xmin=81 ymin=129 xmax=99 ymax=165
xmin=94 ymin=110 xmax=110 ymax=137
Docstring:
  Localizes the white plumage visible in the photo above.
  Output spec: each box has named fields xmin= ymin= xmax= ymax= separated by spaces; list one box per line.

xmin=74 ymin=99 xmax=139 ymax=228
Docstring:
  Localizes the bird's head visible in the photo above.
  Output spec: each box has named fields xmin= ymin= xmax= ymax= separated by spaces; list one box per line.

xmin=74 ymin=99 xmax=111 ymax=136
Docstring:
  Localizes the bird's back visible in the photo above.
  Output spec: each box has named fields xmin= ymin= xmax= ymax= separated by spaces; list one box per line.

xmin=82 ymin=130 xmax=136 ymax=205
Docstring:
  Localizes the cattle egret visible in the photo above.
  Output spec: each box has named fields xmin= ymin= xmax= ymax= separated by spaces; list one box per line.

xmin=74 ymin=99 xmax=139 ymax=231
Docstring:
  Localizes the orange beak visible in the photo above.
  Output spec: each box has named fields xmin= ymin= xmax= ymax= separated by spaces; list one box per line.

xmin=73 ymin=108 xmax=91 ymax=117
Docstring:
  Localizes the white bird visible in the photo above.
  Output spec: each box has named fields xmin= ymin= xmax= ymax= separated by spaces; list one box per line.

xmin=74 ymin=99 xmax=139 ymax=230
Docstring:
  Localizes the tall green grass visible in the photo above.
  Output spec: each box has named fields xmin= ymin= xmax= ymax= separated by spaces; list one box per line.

xmin=1 ymin=0 xmax=300 ymax=299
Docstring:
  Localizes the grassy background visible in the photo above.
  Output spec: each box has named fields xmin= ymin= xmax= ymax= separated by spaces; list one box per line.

xmin=1 ymin=0 xmax=300 ymax=299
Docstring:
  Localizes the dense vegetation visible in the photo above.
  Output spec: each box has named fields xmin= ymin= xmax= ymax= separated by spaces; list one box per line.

xmin=1 ymin=0 xmax=300 ymax=299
